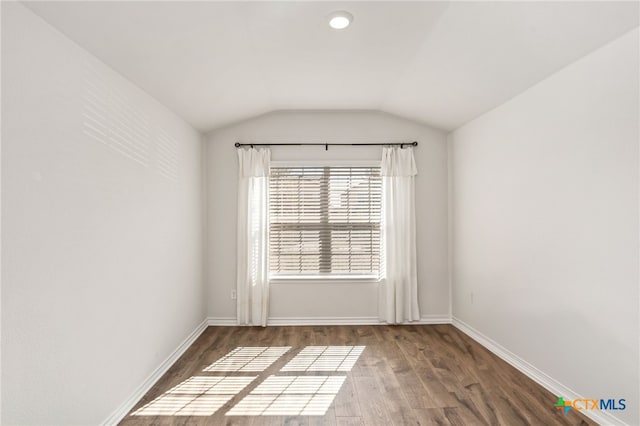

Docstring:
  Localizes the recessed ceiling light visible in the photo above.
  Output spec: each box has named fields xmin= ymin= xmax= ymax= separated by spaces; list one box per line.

xmin=328 ymin=11 xmax=353 ymax=30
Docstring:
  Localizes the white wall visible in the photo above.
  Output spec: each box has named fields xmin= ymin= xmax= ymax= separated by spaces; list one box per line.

xmin=450 ymin=28 xmax=639 ymax=425
xmin=206 ymin=111 xmax=449 ymax=321
xmin=1 ymin=3 xmax=204 ymax=425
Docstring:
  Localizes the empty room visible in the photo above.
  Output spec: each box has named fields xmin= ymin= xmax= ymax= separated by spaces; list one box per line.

xmin=1 ymin=1 xmax=638 ymax=425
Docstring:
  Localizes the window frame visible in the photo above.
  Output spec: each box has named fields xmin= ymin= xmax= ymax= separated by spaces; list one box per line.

xmin=268 ymin=160 xmax=382 ymax=282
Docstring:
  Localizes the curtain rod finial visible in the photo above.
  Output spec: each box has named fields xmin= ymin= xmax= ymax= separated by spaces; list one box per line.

xmin=234 ymin=142 xmax=241 ymax=148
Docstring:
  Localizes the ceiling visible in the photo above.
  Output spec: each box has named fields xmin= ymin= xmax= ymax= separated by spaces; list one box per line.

xmin=24 ymin=1 xmax=639 ymax=133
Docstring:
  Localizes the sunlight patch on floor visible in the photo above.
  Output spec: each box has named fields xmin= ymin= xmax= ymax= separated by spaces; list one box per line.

xmin=131 ymin=376 xmax=256 ymax=416
xmin=203 ymin=346 xmax=291 ymax=372
xmin=130 ymin=345 xmax=364 ymax=417
xmin=280 ymin=345 xmax=365 ymax=372
xmin=226 ymin=376 xmax=347 ymax=416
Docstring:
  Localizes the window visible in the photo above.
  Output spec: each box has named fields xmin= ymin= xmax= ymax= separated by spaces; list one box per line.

xmin=269 ymin=165 xmax=381 ymax=278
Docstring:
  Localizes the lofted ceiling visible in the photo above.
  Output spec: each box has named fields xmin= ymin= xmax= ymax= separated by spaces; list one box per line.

xmin=23 ymin=1 xmax=639 ymax=133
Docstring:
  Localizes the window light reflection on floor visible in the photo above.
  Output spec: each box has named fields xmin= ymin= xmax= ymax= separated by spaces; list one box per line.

xmin=130 ymin=345 xmax=365 ymax=418
xmin=131 ymin=394 xmax=234 ymax=416
xmin=280 ymin=346 xmax=365 ymax=372
xmin=131 ymin=376 xmax=256 ymax=416
xmin=226 ymin=375 xmax=347 ymax=416
xmin=167 ymin=376 xmax=256 ymax=394
xmin=203 ymin=346 xmax=291 ymax=372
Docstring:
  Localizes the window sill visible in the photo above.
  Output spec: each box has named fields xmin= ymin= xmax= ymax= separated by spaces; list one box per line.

xmin=269 ymin=275 xmax=381 ymax=284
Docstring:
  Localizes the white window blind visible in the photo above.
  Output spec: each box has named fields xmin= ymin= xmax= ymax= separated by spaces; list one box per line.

xmin=269 ymin=166 xmax=382 ymax=277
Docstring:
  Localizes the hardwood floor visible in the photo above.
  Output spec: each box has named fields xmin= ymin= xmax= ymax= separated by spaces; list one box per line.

xmin=119 ymin=325 xmax=595 ymax=426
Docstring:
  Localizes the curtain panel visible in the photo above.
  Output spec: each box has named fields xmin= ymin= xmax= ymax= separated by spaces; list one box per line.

xmin=236 ymin=148 xmax=271 ymax=326
xmin=379 ymin=146 xmax=420 ymax=324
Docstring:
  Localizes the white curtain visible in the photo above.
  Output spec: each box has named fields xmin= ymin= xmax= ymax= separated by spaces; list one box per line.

xmin=379 ymin=146 xmax=420 ymax=324
xmin=237 ymin=148 xmax=271 ymax=326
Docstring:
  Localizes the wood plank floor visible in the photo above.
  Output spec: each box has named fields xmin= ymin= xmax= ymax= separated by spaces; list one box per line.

xmin=119 ymin=325 xmax=595 ymax=426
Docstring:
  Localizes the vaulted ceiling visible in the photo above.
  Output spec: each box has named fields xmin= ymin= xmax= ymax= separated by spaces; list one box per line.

xmin=24 ymin=1 xmax=639 ymax=132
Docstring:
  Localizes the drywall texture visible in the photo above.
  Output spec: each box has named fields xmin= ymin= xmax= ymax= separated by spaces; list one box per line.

xmin=1 ymin=3 xmax=204 ymax=424
xmin=450 ymin=29 xmax=639 ymax=425
xmin=206 ymin=111 xmax=449 ymax=321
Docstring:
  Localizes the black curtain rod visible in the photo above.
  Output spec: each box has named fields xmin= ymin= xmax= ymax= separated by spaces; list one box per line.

xmin=234 ymin=141 xmax=418 ymax=150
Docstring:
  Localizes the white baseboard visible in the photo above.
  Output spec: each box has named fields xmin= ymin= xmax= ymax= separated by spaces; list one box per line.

xmin=207 ymin=316 xmax=238 ymax=326
xmin=207 ymin=315 xmax=451 ymax=326
xmin=101 ymin=318 xmax=208 ymax=426
xmin=268 ymin=316 xmax=380 ymax=325
xmin=418 ymin=314 xmax=452 ymax=324
xmin=452 ymin=317 xmax=628 ymax=426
